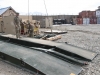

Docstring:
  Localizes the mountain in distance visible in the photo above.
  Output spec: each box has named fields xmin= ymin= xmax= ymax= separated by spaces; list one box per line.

xmin=32 ymin=12 xmax=46 ymax=15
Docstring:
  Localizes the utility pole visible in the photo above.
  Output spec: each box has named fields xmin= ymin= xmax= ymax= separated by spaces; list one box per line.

xmin=43 ymin=0 xmax=52 ymax=33
xmin=28 ymin=0 xmax=29 ymax=21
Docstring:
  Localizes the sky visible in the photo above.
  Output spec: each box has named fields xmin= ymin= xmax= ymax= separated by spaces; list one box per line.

xmin=0 ymin=0 xmax=100 ymax=15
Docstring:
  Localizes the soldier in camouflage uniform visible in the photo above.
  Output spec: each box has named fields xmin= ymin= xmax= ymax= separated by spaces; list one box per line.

xmin=14 ymin=13 xmax=21 ymax=38
xmin=1 ymin=21 xmax=4 ymax=33
xmin=28 ymin=21 xmax=34 ymax=37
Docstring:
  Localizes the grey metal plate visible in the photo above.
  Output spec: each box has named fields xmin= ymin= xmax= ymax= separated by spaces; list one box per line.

xmin=1 ymin=34 xmax=61 ymax=46
xmin=56 ymin=44 xmax=97 ymax=60
xmin=20 ymin=37 xmax=97 ymax=60
xmin=0 ymin=34 xmax=97 ymax=61
xmin=0 ymin=41 xmax=82 ymax=75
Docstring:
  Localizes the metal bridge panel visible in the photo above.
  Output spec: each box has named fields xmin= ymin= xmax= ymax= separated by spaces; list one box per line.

xmin=0 ymin=41 xmax=82 ymax=75
xmin=56 ymin=44 xmax=97 ymax=60
xmin=0 ymin=34 xmax=97 ymax=61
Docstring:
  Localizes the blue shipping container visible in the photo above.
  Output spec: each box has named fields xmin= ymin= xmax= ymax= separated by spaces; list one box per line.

xmin=97 ymin=17 xmax=100 ymax=24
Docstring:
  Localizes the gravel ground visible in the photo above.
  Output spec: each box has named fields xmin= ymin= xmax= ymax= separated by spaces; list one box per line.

xmin=0 ymin=24 xmax=100 ymax=75
xmin=55 ymin=25 xmax=100 ymax=75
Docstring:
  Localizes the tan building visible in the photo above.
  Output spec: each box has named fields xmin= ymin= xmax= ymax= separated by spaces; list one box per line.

xmin=0 ymin=6 xmax=17 ymax=32
xmin=0 ymin=6 xmax=17 ymax=18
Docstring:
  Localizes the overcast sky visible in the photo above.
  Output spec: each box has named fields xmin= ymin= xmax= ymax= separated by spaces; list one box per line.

xmin=0 ymin=0 xmax=100 ymax=15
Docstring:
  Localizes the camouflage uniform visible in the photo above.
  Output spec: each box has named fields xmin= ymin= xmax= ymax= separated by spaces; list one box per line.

xmin=14 ymin=16 xmax=21 ymax=38
xmin=1 ymin=21 xmax=4 ymax=33
xmin=28 ymin=24 xmax=34 ymax=37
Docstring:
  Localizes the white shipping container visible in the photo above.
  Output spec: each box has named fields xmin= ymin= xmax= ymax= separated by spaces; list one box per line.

xmin=83 ymin=18 xmax=90 ymax=25
xmin=97 ymin=17 xmax=100 ymax=24
xmin=96 ymin=10 xmax=100 ymax=17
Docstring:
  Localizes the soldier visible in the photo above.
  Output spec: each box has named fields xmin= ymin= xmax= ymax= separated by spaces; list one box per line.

xmin=37 ymin=21 xmax=40 ymax=35
xmin=1 ymin=21 xmax=4 ymax=33
xmin=14 ymin=13 xmax=21 ymax=38
xmin=28 ymin=22 xmax=34 ymax=37
xmin=34 ymin=23 xmax=37 ymax=36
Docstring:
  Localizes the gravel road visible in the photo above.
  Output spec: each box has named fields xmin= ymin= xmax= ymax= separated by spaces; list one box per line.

xmin=0 ymin=24 xmax=100 ymax=75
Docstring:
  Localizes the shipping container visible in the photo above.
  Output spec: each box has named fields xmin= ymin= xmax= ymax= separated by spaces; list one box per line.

xmin=77 ymin=18 xmax=83 ymax=24
xmin=77 ymin=15 xmax=82 ymax=18
xmin=97 ymin=17 xmax=100 ymax=24
xmin=83 ymin=18 xmax=90 ymax=25
xmin=96 ymin=10 xmax=100 ymax=17
xmin=90 ymin=18 xmax=97 ymax=24
xmin=89 ymin=11 xmax=96 ymax=18
xmin=79 ymin=11 xmax=96 ymax=18
xmin=79 ymin=11 xmax=89 ymax=18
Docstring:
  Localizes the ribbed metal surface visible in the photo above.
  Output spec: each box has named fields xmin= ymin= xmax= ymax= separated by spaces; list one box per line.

xmin=0 ymin=41 xmax=82 ymax=75
xmin=96 ymin=10 xmax=100 ymax=17
xmin=83 ymin=18 xmax=90 ymax=24
xmin=97 ymin=17 xmax=100 ymax=24
xmin=0 ymin=34 xmax=97 ymax=61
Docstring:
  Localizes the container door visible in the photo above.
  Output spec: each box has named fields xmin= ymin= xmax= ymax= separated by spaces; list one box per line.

xmin=90 ymin=18 xmax=93 ymax=24
xmin=87 ymin=18 xmax=90 ymax=24
xmin=97 ymin=17 xmax=100 ymax=24
xmin=96 ymin=11 xmax=100 ymax=17
xmin=94 ymin=18 xmax=97 ymax=24
xmin=83 ymin=18 xmax=86 ymax=24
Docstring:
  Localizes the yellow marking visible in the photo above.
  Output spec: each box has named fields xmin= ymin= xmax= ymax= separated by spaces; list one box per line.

xmin=70 ymin=73 xmax=75 ymax=75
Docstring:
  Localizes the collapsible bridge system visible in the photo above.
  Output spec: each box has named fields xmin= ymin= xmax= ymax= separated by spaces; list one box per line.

xmin=0 ymin=34 xmax=97 ymax=75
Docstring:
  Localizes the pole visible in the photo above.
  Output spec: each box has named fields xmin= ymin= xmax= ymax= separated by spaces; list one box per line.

xmin=28 ymin=0 xmax=29 ymax=21
xmin=43 ymin=0 xmax=52 ymax=33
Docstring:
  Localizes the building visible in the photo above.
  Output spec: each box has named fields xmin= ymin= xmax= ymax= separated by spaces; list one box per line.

xmin=32 ymin=15 xmax=78 ymax=28
xmin=0 ymin=6 xmax=17 ymax=33
xmin=0 ymin=6 xmax=17 ymax=18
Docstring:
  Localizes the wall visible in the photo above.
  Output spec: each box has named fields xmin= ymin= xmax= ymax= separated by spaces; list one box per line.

xmin=73 ymin=18 xmax=77 ymax=24
xmin=32 ymin=15 xmax=78 ymax=28
xmin=19 ymin=15 xmax=33 ymax=22
xmin=32 ymin=15 xmax=46 ymax=28
xmin=2 ymin=16 xmax=16 ymax=34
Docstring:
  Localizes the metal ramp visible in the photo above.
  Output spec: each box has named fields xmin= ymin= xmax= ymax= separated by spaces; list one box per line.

xmin=0 ymin=34 xmax=98 ymax=75
xmin=0 ymin=41 xmax=82 ymax=75
xmin=0 ymin=34 xmax=97 ymax=61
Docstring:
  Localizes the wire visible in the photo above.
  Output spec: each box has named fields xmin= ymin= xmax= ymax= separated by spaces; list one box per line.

xmin=43 ymin=0 xmax=52 ymax=33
